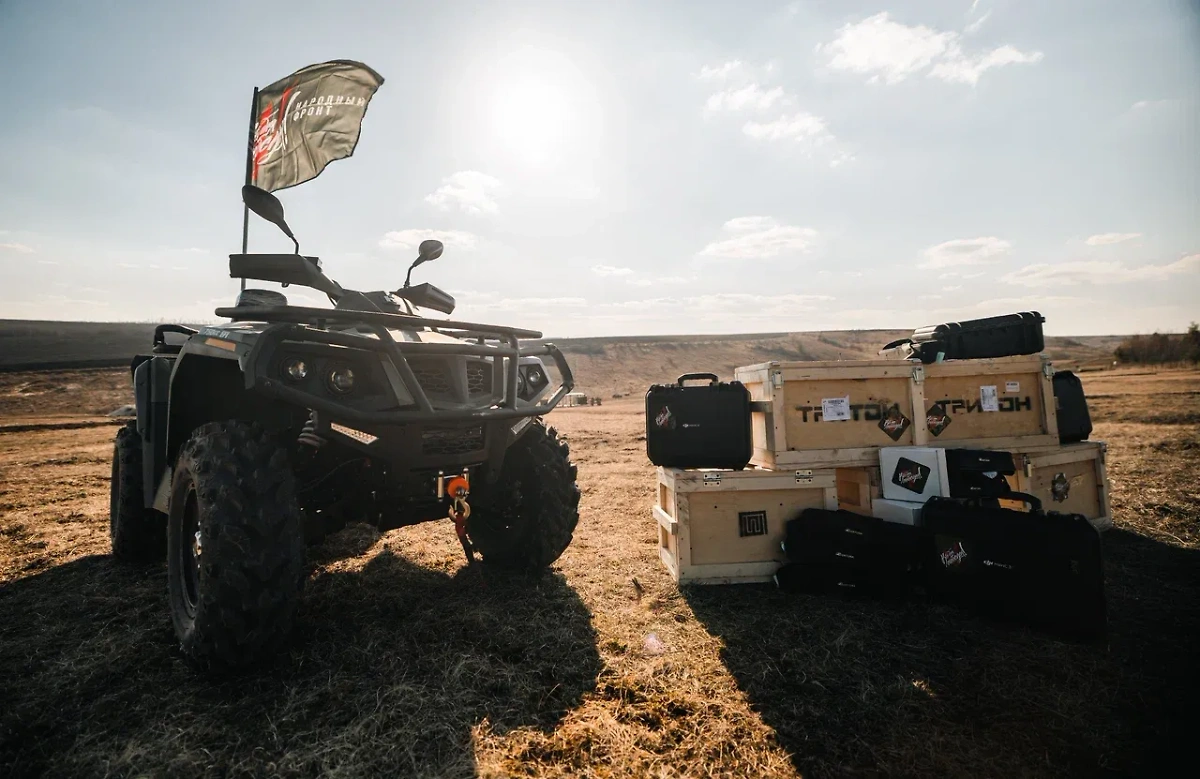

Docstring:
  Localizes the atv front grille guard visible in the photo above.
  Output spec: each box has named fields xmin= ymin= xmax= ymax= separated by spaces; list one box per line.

xmin=214 ymin=305 xmax=574 ymax=425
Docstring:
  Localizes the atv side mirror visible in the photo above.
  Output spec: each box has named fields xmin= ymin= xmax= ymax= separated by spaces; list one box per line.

xmin=242 ymin=185 xmax=300 ymax=253
xmin=418 ymin=239 xmax=444 ymax=264
xmin=403 ymin=239 xmax=445 ymax=287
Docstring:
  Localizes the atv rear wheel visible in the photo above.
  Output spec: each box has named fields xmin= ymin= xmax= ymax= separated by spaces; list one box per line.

xmin=167 ymin=420 xmax=305 ymax=670
xmin=467 ymin=421 xmax=580 ymax=571
xmin=110 ymin=421 xmax=166 ymax=562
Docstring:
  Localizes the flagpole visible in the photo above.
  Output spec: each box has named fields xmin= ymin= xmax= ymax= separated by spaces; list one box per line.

xmin=239 ymin=87 xmax=259 ymax=292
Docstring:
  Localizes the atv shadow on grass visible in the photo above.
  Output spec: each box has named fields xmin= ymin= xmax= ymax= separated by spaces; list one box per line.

xmin=683 ymin=528 xmax=1200 ymax=779
xmin=0 ymin=549 xmax=601 ymax=778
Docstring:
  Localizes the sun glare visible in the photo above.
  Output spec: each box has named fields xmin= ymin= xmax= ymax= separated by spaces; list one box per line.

xmin=482 ymin=45 xmax=599 ymax=170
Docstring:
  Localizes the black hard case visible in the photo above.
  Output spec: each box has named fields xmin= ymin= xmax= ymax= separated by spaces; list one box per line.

xmin=908 ymin=311 xmax=1046 ymax=363
xmin=778 ymin=509 xmax=926 ymax=595
xmin=1052 ymin=370 xmax=1093 ymax=443
xmin=645 ymin=373 xmax=752 ymax=470
xmin=944 ymin=448 xmax=1017 ymax=499
xmin=921 ymin=495 xmax=1106 ymax=640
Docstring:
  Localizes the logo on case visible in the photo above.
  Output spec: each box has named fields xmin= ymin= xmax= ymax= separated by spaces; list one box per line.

xmin=926 ymin=403 xmax=952 ymax=437
xmin=940 ymin=540 xmax=969 ymax=568
xmin=878 ymin=404 xmax=911 ymax=441
xmin=892 ymin=457 xmax=931 ymax=494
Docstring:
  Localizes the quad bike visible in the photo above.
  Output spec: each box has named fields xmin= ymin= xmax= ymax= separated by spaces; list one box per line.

xmin=108 ymin=185 xmax=580 ymax=670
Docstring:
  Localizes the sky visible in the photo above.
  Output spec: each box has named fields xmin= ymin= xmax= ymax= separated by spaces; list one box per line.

xmin=0 ymin=0 xmax=1198 ymax=338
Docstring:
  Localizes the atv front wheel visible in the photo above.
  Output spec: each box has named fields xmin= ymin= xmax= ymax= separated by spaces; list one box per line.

xmin=110 ymin=421 xmax=166 ymax=562
xmin=167 ymin=421 xmax=305 ymax=670
xmin=467 ymin=421 xmax=580 ymax=570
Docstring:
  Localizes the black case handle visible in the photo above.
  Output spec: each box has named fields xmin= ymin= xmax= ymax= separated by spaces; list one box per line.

xmin=955 ymin=491 xmax=1043 ymax=513
xmin=677 ymin=373 xmax=719 ymax=386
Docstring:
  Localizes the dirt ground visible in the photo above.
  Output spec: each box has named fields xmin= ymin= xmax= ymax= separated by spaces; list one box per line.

xmin=1 ymin=368 xmax=1198 ymax=778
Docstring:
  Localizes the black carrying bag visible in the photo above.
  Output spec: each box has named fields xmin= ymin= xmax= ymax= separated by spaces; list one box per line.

xmin=883 ymin=311 xmax=1046 ymax=364
xmin=645 ymin=373 xmax=752 ymax=469
xmin=776 ymin=509 xmax=926 ymax=596
xmin=921 ymin=494 xmax=1107 ymax=640
xmin=1053 ymin=370 xmax=1093 ymax=443
xmin=944 ymin=448 xmax=1017 ymax=499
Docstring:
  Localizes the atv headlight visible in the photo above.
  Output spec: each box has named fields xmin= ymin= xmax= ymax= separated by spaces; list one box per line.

xmin=282 ymin=358 xmax=308 ymax=381
xmin=327 ymin=366 xmax=356 ymax=395
xmin=517 ymin=371 xmax=528 ymax=395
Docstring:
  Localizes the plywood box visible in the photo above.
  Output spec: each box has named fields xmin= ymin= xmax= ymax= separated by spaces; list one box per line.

xmin=735 ymin=356 xmax=1059 ymax=469
xmin=655 ymin=466 xmax=837 ymax=585
xmin=1003 ymin=441 xmax=1112 ymax=531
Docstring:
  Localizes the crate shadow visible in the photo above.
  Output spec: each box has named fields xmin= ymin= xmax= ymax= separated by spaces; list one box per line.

xmin=682 ymin=528 xmax=1200 ymax=778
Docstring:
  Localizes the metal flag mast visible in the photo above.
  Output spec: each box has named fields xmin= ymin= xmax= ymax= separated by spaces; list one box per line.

xmin=239 ymin=87 xmax=259 ymax=293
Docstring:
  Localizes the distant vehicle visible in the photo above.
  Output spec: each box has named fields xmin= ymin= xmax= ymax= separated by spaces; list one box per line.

xmin=108 ymin=184 xmax=581 ymax=671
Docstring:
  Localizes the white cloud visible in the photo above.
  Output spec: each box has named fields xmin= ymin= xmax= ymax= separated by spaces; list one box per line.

xmin=424 ymin=171 xmax=501 ymax=216
xmin=742 ymin=112 xmax=829 ymax=142
xmin=964 ymin=11 xmax=991 ymax=35
xmin=1002 ymin=254 xmax=1200 ymax=287
xmin=919 ymin=236 xmax=1012 ymax=269
xmin=0 ymin=242 xmax=35 ymax=254
xmin=591 ymin=264 xmax=634 ymax=277
xmin=1131 ymin=98 xmax=1181 ymax=111
xmin=699 ymin=216 xmax=819 ymax=260
xmin=1085 ymin=232 xmax=1142 ymax=246
xmin=705 ymin=84 xmax=786 ymax=113
xmin=627 ymin=275 xmax=694 ymax=288
xmin=930 ymin=45 xmax=1044 ymax=86
xmin=696 ymin=60 xmax=743 ymax=81
xmin=817 ymin=12 xmax=1042 ymax=86
xmin=379 ymin=229 xmax=478 ymax=251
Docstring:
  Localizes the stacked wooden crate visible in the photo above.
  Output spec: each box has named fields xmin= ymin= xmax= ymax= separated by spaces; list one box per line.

xmin=654 ymin=355 xmax=1112 ymax=585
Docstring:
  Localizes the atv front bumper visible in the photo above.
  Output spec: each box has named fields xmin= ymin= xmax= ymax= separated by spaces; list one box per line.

xmin=212 ymin=306 xmax=575 ymax=426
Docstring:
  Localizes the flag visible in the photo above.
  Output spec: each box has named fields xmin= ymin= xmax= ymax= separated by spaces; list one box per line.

xmin=250 ymin=60 xmax=384 ymax=192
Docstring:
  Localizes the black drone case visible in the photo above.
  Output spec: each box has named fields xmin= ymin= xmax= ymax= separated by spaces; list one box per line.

xmin=645 ymin=373 xmax=752 ymax=470
xmin=921 ymin=494 xmax=1106 ymax=640
xmin=776 ymin=509 xmax=926 ymax=596
xmin=885 ymin=311 xmax=1046 ymax=363
xmin=944 ymin=448 xmax=1017 ymax=499
xmin=1052 ymin=370 xmax=1093 ymax=444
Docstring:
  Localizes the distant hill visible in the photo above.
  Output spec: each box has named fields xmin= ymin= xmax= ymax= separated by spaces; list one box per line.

xmin=0 ymin=320 xmax=1126 ymax=394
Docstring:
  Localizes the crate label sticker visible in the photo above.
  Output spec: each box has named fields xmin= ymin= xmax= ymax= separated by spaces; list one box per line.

xmin=878 ymin=404 xmax=911 ymax=441
xmin=892 ymin=456 xmax=931 ymax=494
xmin=926 ymin=403 xmax=952 ymax=437
xmin=979 ymin=385 xmax=1000 ymax=412
xmin=1005 ymin=381 xmax=1020 ymax=393
xmin=821 ymin=396 xmax=852 ymax=422
xmin=738 ymin=510 xmax=768 ymax=537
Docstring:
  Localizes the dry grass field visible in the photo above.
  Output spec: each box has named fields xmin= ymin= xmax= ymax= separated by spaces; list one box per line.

xmin=1 ymin=356 xmax=1198 ymax=777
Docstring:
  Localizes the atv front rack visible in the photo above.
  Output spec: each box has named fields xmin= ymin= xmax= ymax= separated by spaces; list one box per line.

xmin=214 ymin=305 xmax=575 ymax=425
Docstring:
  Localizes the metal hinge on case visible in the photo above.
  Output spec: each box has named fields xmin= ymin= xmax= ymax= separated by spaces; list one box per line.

xmin=771 ymin=371 xmax=784 ymax=389
xmin=1043 ymin=360 xmax=1056 ymax=379
xmin=795 ymin=469 xmax=813 ymax=484
xmin=702 ymin=473 xmax=723 ymax=486
xmin=911 ymin=365 xmax=925 ymax=383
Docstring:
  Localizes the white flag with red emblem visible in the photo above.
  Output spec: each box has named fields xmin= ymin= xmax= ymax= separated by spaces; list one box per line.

xmin=251 ymin=60 xmax=384 ymax=192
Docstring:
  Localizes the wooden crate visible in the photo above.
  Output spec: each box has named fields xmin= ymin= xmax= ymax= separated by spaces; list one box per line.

xmin=736 ymin=356 xmax=1059 ymax=469
xmin=655 ymin=466 xmax=837 ymax=585
xmin=1003 ymin=441 xmax=1113 ymax=531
